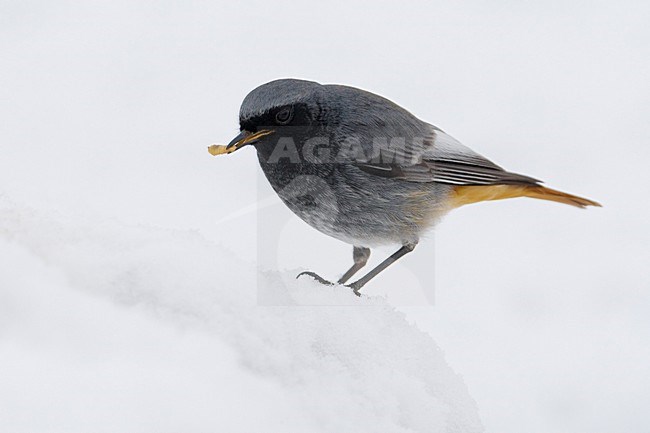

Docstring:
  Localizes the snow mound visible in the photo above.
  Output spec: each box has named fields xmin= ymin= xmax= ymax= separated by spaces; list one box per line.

xmin=0 ymin=197 xmax=482 ymax=433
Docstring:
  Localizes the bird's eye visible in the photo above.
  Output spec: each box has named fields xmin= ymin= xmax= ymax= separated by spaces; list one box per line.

xmin=275 ymin=106 xmax=293 ymax=125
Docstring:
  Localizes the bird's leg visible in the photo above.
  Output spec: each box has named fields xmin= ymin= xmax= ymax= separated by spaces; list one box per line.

xmin=346 ymin=243 xmax=417 ymax=295
xmin=338 ymin=247 xmax=371 ymax=284
xmin=296 ymin=246 xmax=370 ymax=286
xmin=298 ymin=243 xmax=415 ymax=296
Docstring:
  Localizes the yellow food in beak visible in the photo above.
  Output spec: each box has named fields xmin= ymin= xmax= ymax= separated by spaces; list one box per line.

xmin=208 ymin=129 xmax=275 ymax=157
xmin=207 ymin=144 xmax=233 ymax=156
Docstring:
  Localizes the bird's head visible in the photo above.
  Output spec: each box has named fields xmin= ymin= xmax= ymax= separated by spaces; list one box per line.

xmin=214 ymin=79 xmax=326 ymax=158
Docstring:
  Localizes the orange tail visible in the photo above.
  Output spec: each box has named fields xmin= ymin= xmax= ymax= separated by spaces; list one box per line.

xmin=450 ymin=185 xmax=601 ymax=209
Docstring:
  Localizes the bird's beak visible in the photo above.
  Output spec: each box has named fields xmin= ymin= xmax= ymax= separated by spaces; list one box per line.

xmin=208 ymin=129 xmax=275 ymax=156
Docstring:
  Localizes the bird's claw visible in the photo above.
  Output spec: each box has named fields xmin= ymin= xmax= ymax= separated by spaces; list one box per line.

xmin=296 ymin=271 xmax=361 ymax=297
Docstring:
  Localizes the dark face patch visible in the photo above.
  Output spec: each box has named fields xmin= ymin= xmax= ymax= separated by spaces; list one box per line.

xmin=239 ymin=102 xmax=313 ymax=133
xmin=239 ymin=102 xmax=322 ymax=163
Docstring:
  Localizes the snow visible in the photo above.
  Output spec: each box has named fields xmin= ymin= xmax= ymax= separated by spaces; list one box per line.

xmin=0 ymin=197 xmax=482 ymax=432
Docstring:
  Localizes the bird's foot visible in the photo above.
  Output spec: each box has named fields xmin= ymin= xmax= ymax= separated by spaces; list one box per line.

xmin=296 ymin=271 xmax=361 ymax=297
xmin=346 ymin=281 xmax=362 ymax=297
xmin=296 ymin=271 xmax=335 ymax=286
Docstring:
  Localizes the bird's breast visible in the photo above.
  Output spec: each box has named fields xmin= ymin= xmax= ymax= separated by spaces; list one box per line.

xmin=257 ymin=156 xmax=453 ymax=246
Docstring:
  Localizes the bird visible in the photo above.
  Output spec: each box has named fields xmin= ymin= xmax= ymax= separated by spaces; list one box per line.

xmin=210 ymin=78 xmax=600 ymax=295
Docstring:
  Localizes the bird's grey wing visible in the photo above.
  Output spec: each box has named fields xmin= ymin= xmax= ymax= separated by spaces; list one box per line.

xmin=355 ymin=126 xmax=540 ymax=186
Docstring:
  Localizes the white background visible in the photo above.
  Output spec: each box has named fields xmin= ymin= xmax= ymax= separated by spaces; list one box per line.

xmin=2 ymin=1 xmax=649 ymax=432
